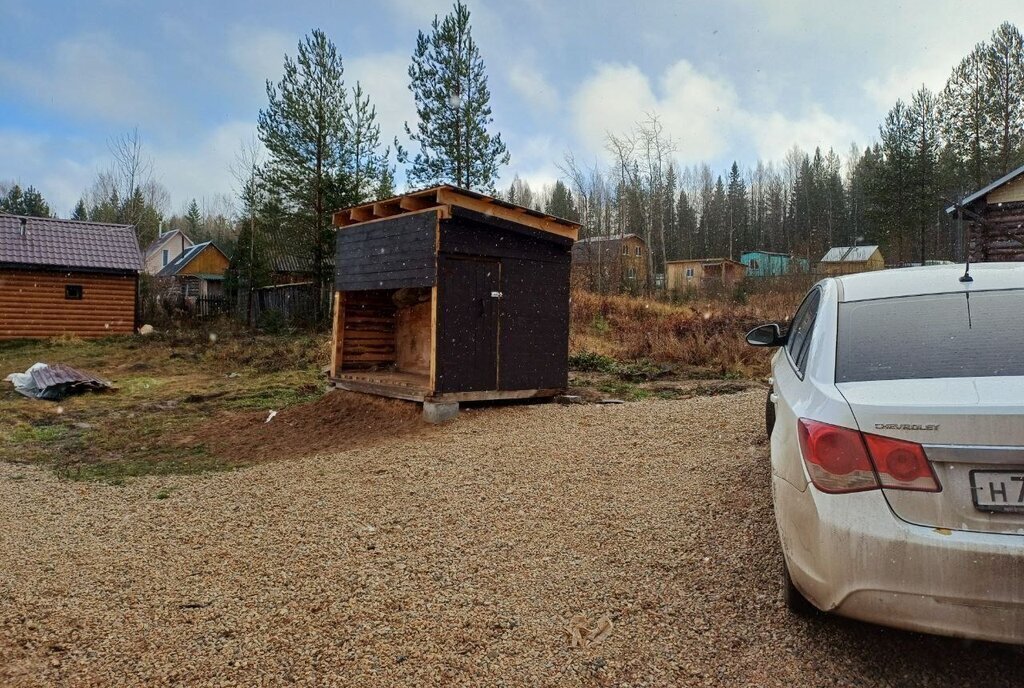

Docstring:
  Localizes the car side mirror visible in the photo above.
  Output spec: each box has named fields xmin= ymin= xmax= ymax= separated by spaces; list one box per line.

xmin=746 ymin=323 xmax=787 ymax=347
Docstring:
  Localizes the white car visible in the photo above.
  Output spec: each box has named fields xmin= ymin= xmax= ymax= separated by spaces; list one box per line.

xmin=747 ymin=262 xmax=1024 ymax=644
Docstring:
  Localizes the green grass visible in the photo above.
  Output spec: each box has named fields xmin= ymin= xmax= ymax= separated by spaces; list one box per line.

xmin=8 ymin=424 xmax=68 ymax=443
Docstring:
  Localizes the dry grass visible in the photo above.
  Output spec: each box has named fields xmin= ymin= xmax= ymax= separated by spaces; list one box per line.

xmin=569 ymin=288 xmax=803 ymax=378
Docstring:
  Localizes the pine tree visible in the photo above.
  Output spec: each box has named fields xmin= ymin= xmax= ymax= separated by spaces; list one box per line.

xmin=258 ymin=29 xmax=356 ymax=319
xmin=908 ymin=87 xmax=940 ymax=263
xmin=984 ymin=22 xmax=1024 ymax=175
xmin=876 ymin=101 xmax=916 ymax=262
xmin=1 ymin=184 xmax=52 ymax=217
xmin=185 ymin=199 xmax=203 ymax=235
xmin=675 ymin=189 xmax=697 ymax=259
xmin=940 ymin=44 xmax=993 ymax=188
xmin=72 ymin=198 xmax=89 ymax=221
xmin=545 ymin=180 xmax=579 ymax=221
xmin=346 ymin=82 xmax=394 ymax=202
xmin=726 ymin=162 xmax=747 ymax=259
xmin=398 ymin=1 xmax=509 ymax=191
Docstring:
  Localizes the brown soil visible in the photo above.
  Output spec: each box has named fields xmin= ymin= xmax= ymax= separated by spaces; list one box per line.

xmin=195 ymin=390 xmax=428 ymax=463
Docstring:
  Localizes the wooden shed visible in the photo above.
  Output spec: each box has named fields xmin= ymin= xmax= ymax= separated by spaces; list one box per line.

xmin=329 ymin=186 xmax=580 ymax=418
xmin=946 ymin=164 xmax=1024 ymax=262
xmin=665 ymin=258 xmax=747 ymax=291
xmin=0 ymin=215 xmax=141 ymax=339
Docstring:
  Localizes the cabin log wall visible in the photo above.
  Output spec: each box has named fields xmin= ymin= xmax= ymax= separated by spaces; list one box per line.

xmin=0 ymin=269 xmax=136 ymax=339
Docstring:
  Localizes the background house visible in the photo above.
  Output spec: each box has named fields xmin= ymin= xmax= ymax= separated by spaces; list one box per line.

xmin=0 ymin=215 xmax=141 ymax=339
xmin=571 ymin=233 xmax=647 ymax=289
xmin=144 ymin=229 xmax=193 ymax=275
xmin=817 ymin=245 xmax=884 ymax=275
xmin=665 ymin=258 xmax=746 ymax=291
xmin=156 ymin=241 xmax=230 ymax=299
xmin=946 ymin=163 xmax=1024 ymax=262
xmin=740 ymin=250 xmax=809 ymax=277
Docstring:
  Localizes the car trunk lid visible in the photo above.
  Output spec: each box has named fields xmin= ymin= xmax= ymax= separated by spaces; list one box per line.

xmin=838 ymin=377 xmax=1024 ymax=535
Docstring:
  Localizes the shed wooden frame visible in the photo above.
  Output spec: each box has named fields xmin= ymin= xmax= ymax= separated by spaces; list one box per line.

xmin=329 ymin=186 xmax=580 ymax=404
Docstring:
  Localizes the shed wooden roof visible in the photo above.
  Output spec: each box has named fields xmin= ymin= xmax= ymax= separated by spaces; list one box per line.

xmin=332 ymin=185 xmax=581 ymax=241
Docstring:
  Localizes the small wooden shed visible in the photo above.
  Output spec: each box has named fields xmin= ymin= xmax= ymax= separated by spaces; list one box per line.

xmin=329 ymin=186 xmax=580 ymax=416
xmin=0 ymin=215 xmax=141 ymax=340
xmin=665 ymin=258 xmax=747 ymax=291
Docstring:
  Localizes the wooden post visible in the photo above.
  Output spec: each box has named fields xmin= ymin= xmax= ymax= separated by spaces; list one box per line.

xmin=330 ymin=291 xmax=345 ymax=378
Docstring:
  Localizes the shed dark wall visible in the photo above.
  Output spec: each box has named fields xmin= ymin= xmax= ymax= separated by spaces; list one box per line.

xmin=435 ymin=212 xmax=572 ymax=394
xmin=334 ymin=210 xmax=437 ymax=291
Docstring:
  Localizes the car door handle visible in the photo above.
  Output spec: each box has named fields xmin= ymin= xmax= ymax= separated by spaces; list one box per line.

xmin=769 ymin=393 xmax=779 ymax=403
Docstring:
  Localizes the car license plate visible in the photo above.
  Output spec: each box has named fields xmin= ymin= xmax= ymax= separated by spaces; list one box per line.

xmin=970 ymin=470 xmax=1024 ymax=513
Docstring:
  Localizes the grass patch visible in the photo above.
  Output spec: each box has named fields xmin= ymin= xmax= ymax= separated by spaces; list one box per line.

xmin=1 ymin=331 xmax=328 ymax=483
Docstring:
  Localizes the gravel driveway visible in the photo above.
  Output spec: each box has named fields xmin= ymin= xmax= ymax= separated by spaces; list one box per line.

xmin=1 ymin=390 xmax=1019 ymax=686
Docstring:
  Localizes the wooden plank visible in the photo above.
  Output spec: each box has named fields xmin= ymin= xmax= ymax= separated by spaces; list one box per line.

xmin=330 ymin=292 xmax=344 ymax=377
xmin=334 ymin=380 xmax=426 ymax=402
xmin=436 ymin=188 xmax=579 ymax=240
xmin=428 ymin=388 xmax=562 ymax=403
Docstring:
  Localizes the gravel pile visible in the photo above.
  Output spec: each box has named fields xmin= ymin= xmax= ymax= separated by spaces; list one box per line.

xmin=1 ymin=390 xmax=1020 ymax=686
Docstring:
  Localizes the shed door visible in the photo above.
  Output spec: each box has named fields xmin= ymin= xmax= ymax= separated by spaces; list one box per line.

xmin=437 ymin=257 xmax=500 ymax=392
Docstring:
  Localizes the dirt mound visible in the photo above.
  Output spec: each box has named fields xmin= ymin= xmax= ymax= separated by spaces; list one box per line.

xmin=196 ymin=389 xmax=427 ymax=463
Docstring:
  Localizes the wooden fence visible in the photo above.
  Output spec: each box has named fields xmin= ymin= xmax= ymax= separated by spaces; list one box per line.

xmin=241 ymin=282 xmax=320 ymax=327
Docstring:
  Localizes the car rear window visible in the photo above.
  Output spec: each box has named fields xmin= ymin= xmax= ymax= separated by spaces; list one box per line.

xmin=836 ymin=289 xmax=1024 ymax=383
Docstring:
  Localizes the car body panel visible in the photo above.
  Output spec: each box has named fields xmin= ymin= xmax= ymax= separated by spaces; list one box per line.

xmin=767 ymin=263 xmax=1024 ymax=643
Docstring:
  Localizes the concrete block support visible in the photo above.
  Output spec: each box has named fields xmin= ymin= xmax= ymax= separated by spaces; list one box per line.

xmin=423 ymin=400 xmax=459 ymax=424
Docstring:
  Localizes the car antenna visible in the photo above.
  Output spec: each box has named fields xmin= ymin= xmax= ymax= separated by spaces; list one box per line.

xmin=957 ymin=200 xmax=973 ymax=283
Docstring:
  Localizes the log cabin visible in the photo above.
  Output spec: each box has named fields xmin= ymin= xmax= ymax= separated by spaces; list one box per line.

xmin=0 ymin=215 xmax=142 ymax=339
xmin=946 ymin=164 xmax=1024 ymax=262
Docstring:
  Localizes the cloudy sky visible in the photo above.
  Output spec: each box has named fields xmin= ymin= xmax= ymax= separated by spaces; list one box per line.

xmin=2 ymin=0 xmax=1024 ymax=216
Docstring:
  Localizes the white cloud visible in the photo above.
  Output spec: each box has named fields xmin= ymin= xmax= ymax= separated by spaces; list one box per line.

xmin=570 ymin=59 xmax=860 ymax=166
xmin=507 ymin=63 xmax=559 ymax=115
xmin=862 ymin=64 xmax=953 ymax=110
xmin=571 ymin=60 xmax=741 ymax=162
xmin=0 ymin=33 xmax=164 ymax=125
xmin=155 ymin=121 xmax=258 ymax=210
xmin=745 ymin=106 xmax=860 ymax=162
xmin=227 ymin=27 xmax=294 ymax=89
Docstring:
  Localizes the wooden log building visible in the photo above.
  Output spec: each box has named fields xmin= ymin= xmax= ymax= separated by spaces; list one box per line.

xmin=0 ymin=215 xmax=142 ymax=340
xmin=947 ymin=164 xmax=1024 ymax=262
xmin=329 ymin=186 xmax=580 ymax=418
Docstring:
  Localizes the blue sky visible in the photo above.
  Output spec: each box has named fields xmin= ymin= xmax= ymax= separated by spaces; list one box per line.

xmin=2 ymin=0 xmax=1024 ymax=216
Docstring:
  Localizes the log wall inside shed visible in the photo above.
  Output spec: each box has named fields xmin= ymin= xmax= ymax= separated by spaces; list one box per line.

xmin=0 ymin=269 xmax=137 ymax=340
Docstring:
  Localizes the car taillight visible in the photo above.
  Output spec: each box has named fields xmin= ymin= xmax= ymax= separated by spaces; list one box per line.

xmin=863 ymin=433 xmax=941 ymax=492
xmin=797 ymin=419 xmax=941 ymax=494
xmin=797 ymin=419 xmax=878 ymax=493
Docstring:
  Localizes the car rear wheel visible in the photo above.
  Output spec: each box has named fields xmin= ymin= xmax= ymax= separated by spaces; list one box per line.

xmin=765 ymin=389 xmax=776 ymax=437
xmin=782 ymin=561 xmax=819 ymax=617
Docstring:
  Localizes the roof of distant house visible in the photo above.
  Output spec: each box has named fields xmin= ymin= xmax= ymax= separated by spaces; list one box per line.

xmin=144 ymin=228 xmax=192 ymax=256
xmin=945 ymin=162 xmax=1024 ymax=214
xmin=665 ymin=257 xmax=745 ymax=264
xmin=156 ymin=241 xmax=228 ymax=277
xmin=575 ymin=233 xmax=642 ymax=244
xmin=740 ymin=250 xmax=795 ymax=258
xmin=0 ymin=214 xmax=141 ymax=273
xmin=820 ymin=245 xmax=881 ymax=263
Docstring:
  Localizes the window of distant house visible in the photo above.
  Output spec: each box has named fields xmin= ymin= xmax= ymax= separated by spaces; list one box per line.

xmin=635 ymin=246 xmax=642 ymax=257
xmin=162 ymin=249 xmax=169 ymax=266
xmin=621 ymin=245 xmax=628 ymax=255
xmin=685 ymin=267 xmax=695 ymax=278
xmin=65 ymin=285 xmax=83 ymax=300
xmin=627 ymin=267 xmax=636 ymax=279
xmin=750 ymin=259 xmax=759 ymax=269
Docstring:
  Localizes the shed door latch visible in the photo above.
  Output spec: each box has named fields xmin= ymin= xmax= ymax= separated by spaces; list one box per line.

xmin=490 ymin=291 xmax=503 ymax=298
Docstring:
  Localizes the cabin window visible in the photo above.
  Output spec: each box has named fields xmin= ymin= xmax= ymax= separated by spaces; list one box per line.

xmin=621 ymin=245 xmax=628 ymax=255
xmin=162 ymin=249 xmax=169 ymax=266
xmin=65 ymin=285 xmax=83 ymax=300
xmin=750 ymin=259 xmax=759 ymax=269
xmin=635 ymin=246 xmax=642 ymax=257
xmin=627 ymin=267 xmax=636 ymax=280
xmin=685 ymin=267 xmax=694 ymax=278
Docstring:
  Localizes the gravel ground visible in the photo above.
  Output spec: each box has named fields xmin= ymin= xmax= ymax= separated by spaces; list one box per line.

xmin=1 ymin=389 xmax=1020 ymax=686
